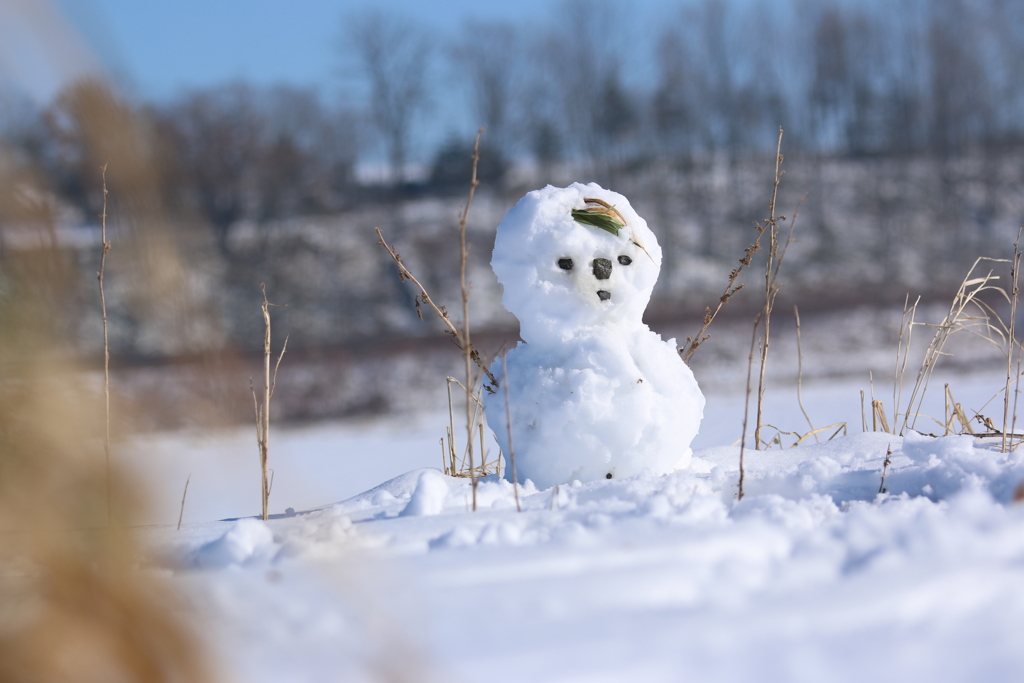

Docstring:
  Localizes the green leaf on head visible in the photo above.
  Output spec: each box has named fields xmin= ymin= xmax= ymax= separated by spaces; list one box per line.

xmin=572 ymin=197 xmax=626 ymax=237
xmin=571 ymin=209 xmax=623 ymax=236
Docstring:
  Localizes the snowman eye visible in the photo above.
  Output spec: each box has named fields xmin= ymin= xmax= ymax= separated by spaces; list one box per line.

xmin=618 ymin=255 xmax=632 ymax=266
xmin=557 ymin=258 xmax=574 ymax=271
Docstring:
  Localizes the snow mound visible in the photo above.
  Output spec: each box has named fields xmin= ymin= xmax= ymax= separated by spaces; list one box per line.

xmin=400 ymin=470 xmax=450 ymax=517
xmin=152 ymin=429 xmax=1024 ymax=682
xmin=700 ymin=431 xmax=1024 ymax=505
xmin=193 ymin=518 xmax=277 ymax=569
xmin=338 ymin=468 xmax=438 ymax=514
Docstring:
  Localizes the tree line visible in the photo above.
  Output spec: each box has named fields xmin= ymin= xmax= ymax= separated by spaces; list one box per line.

xmin=350 ymin=0 xmax=1024 ymax=180
xmin=0 ymin=0 xmax=1021 ymax=254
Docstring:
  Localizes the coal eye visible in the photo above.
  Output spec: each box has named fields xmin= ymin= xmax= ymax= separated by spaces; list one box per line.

xmin=557 ymin=258 xmax=574 ymax=271
xmin=618 ymin=255 xmax=632 ymax=266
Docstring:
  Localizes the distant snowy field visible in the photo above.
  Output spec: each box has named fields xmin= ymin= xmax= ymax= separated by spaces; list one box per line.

xmin=125 ymin=368 xmax=1024 ymax=682
xmin=124 ymin=369 xmax=1011 ymax=525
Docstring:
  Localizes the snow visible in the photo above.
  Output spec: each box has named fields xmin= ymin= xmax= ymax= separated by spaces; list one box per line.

xmin=96 ymin=335 xmax=1024 ymax=683
xmin=486 ymin=184 xmax=705 ymax=488
xmin=123 ymin=369 xmax=1024 ymax=682
xmin=192 ymin=518 xmax=276 ymax=569
xmin=399 ymin=469 xmax=450 ymax=517
xmin=490 ymin=184 xmax=662 ymax=341
xmin=118 ymin=412 xmax=457 ymax=526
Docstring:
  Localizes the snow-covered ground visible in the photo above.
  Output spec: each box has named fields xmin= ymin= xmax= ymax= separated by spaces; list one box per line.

xmin=126 ymin=368 xmax=1024 ymax=682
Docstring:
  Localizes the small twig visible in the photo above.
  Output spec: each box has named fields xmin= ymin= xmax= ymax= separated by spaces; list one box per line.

xmin=260 ymin=285 xmax=271 ymax=521
xmin=872 ymin=399 xmax=891 ymax=433
xmin=754 ymin=127 xmax=786 ymax=451
xmin=447 ymin=379 xmax=456 ymax=476
xmin=739 ymin=312 xmax=763 ymax=501
xmin=98 ymin=163 xmax=112 ymax=524
xmin=946 ymin=384 xmax=975 ymax=435
xmin=254 ymin=283 xmax=285 ymax=522
xmin=759 ymin=422 xmax=847 ymax=448
xmin=177 ymin=473 xmax=191 ymax=531
xmin=271 ymin=335 xmax=289 ymax=398
xmin=502 ymin=351 xmax=521 ymax=512
xmin=375 ymin=228 xmax=498 ymax=388
xmin=479 ymin=422 xmax=488 ymax=477
xmin=879 ymin=444 xmax=892 ymax=495
xmin=461 ymin=129 xmax=484 ymax=512
xmin=794 ymin=306 xmax=816 ymax=441
xmin=899 ymin=259 xmax=1009 ymax=434
xmin=860 ymin=389 xmax=867 ymax=432
xmin=944 ymin=383 xmax=952 ymax=436
xmin=1003 ymin=228 xmax=1022 ymax=452
xmin=681 ymin=226 xmax=765 ymax=362
xmin=893 ymin=294 xmax=918 ymax=429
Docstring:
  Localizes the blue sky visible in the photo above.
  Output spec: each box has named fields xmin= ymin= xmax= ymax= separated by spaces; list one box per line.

xmin=13 ymin=0 xmax=668 ymax=159
xmin=53 ymin=0 xmax=650 ymax=101
xmin=7 ymin=0 xmax=790 ymax=164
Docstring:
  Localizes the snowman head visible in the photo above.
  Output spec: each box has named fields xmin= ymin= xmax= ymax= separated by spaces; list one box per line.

xmin=492 ymin=183 xmax=662 ymax=344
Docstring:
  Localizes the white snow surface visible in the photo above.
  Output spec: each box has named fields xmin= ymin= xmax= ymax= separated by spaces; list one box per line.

xmin=486 ymin=184 xmax=705 ymax=488
xmin=399 ymin=469 xmax=449 ymax=517
xmin=145 ymin=423 xmax=1024 ymax=683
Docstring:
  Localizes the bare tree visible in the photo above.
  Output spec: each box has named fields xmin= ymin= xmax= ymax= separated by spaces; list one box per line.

xmin=450 ymin=20 xmax=523 ymax=158
xmin=809 ymin=5 xmax=850 ymax=151
xmin=152 ymin=84 xmax=358 ymax=258
xmin=256 ymin=86 xmax=359 ymax=219
xmin=344 ymin=10 xmax=432 ymax=187
xmin=535 ymin=0 xmax=635 ymax=174
xmin=652 ymin=23 xmax=703 ymax=159
xmin=927 ymin=0 xmax=992 ymax=156
xmin=156 ymin=83 xmax=267 ymax=257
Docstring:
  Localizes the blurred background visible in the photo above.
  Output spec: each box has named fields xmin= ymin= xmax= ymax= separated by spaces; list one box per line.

xmin=2 ymin=3 xmax=1022 ymax=677
xmin=2 ymin=0 xmax=1023 ymax=429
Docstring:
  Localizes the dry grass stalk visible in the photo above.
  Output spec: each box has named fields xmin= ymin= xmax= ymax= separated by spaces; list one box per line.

xmin=871 ymin=400 xmax=891 ymax=433
xmin=892 ymin=295 xmax=920 ymax=430
xmin=97 ymin=163 xmax=113 ymax=524
xmin=502 ymin=352 xmax=521 ymax=512
xmin=878 ymin=444 xmax=892 ymax=494
xmin=1002 ymin=228 xmax=1022 ymax=452
xmin=378 ymin=130 xmax=494 ymax=503
xmin=251 ymin=283 xmax=288 ymax=521
xmin=759 ymin=422 xmax=847 ymax=448
xmin=460 ymin=128 xmax=484 ymax=512
xmin=407 ymin=127 xmax=495 ymax=493
xmin=680 ymin=226 xmax=765 ymax=363
xmin=738 ymin=313 xmax=763 ymax=500
xmin=479 ymin=423 xmax=484 ymax=470
xmin=445 ymin=379 xmax=457 ymax=476
xmin=860 ymin=389 xmax=867 ymax=432
xmin=754 ymin=128 xmax=801 ymax=450
xmin=375 ymin=228 xmax=497 ymax=387
xmin=442 ymin=376 xmax=499 ymax=478
xmin=896 ymin=257 xmax=1015 ymax=437
xmin=943 ymin=383 xmax=952 ymax=435
xmin=944 ymin=384 xmax=975 ymax=435
xmin=793 ymin=306 xmax=817 ymax=441
xmin=0 ymin=82 xmax=215 ymax=677
xmin=177 ymin=473 xmax=191 ymax=531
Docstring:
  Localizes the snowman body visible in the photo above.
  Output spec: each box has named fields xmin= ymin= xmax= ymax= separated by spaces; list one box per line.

xmin=485 ymin=183 xmax=704 ymax=490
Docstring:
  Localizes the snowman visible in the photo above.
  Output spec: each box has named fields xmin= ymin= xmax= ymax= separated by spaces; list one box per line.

xmin=484 ymin=182 xmax=704 ymax=490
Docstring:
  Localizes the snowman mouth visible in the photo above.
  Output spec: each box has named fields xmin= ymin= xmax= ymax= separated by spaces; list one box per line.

xmin=597 ymin=290 xmax=611 ymax=301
